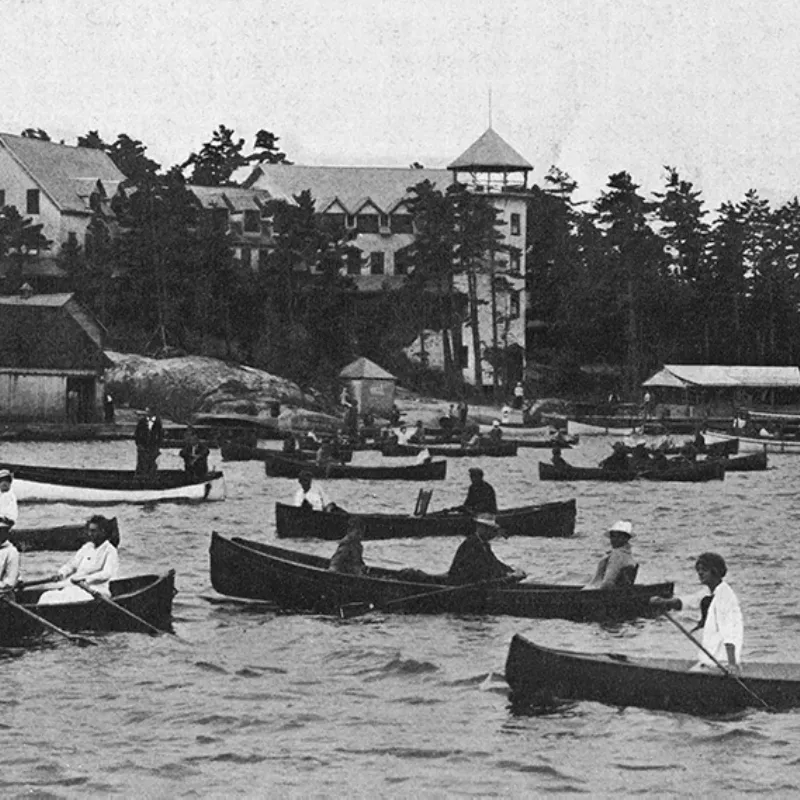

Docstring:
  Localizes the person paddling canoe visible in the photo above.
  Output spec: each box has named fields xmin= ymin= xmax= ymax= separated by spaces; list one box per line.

xmin=583 ymin=520 xmax=638 ymax=590
xmin=650 ymin=552 xmax=743 ymax=673
xmin=447 ymin=514 xmax=525 ymax=585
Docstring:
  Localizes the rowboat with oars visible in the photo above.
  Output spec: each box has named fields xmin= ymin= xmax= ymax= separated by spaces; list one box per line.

xmin=209 ymin=533 xmax=673 ymax=621
xmin=1 ymin=572 xmax=175 ymax=645
xmin=263 ymin=454 xmax=447 ymax=481
xmin=504 ymin=634 xmax=800 ymax=715
xmin=274 ymin=498 xmax=577 ymax=540
xmin=0 ymin=463 xmax=226 ymax=504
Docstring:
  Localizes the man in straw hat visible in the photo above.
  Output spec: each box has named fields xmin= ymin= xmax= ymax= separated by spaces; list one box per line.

xmin=583 ymin=520 xmax=638 ymax=590
xmin=447 ymin=513 xmax=526 ymax=585
xmin=0 ymin=469 xmax=19 ymax=593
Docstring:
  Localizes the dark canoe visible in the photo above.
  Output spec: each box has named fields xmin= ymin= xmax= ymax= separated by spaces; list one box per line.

xmin=640 ymin=460 xmax=725 ymax=482
xmin=208 ymin=533 xmax=673 ymax=621
xmin=712 ymin=450 xmax=768 ymax=472
xmin=0 ymin=463 xmax=226 ymax=504
xmin=538 ymin=461 xmax=725 ymax=482
xmin=621 ymin=437 xmax=738 ymax=458
xmin=380 ymin=441 xmax=518 ymax=458
xmin=1 ymin=572 xmax=176 ymax=645
xmin=263 ymin=453 xmax=447 ymax=481
xmin=505 ymin=635 xmax=800 ymax=715
xmin=11 ymin=523 xmax=87 ymax=551
xmin=274 ymin=498 xmax=577 ymax=540
xmin=221 ymin=443 xmax=353 ymax=463
xmin=509 ymin=438 xmax=576 ymax=450
xmin=538 ymin=463 xmax=637 ymax=482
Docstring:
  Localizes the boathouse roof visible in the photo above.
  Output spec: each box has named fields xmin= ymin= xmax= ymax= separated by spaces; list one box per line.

xmin=643 ymin=365 xmax=800 ymax=389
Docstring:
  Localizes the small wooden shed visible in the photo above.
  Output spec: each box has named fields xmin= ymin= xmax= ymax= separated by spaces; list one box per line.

xmin=0 ymin=291 xmax=109 ymax=423
xmin=339 ymin=357 xmax=397 ymax=416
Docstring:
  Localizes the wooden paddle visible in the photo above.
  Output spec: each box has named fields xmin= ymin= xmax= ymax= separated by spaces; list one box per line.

xmin=339 ymin=573 xmax=520 ymax=619
xmin=0 ymin=594 xmax=97 ymax=647
xmin=16 ymin=576 xmax=61 ymax=589
xmin=662 ymin=610 xmax=774 ymax=712
xmin=74 ymin=580 xmax=172 ymax=637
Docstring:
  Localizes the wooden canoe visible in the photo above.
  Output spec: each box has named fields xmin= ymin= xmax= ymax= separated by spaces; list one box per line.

xmin=208 ymin=533 xmax=673 ymax=621
xmin=263 ymin=453 xmax=447 ymax=481
xmin=712 ymin=450 xmax=768 ymax=472
xmin=566 ymin=419 xmax=638 ymax=437
xmin=505 ymin=635 xmax=800 ymax=715
xmin=11 ymin=523 xmax=88 ymax=551
xmin=221 ymin=442 xmax=353 ymax=463
xmin=0 ymin=463 xmax=227 ymax=504
xmin=538 ymin=461 xmax=725 ymax=482
xmin=380 ymin=441 xmax=518 ymax=458
xmin=274 ymin=498 xmax=577 ymax=540
xmin=1 ymin=572 xmax=176 ymax=645
xmin=704 ymin=429 xmax=800 ymax=454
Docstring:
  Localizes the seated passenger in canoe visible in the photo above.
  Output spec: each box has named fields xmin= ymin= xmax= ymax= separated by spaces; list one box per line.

xmin=328 ymin=519 xmax=365 ymax=576
xmin=0 ymin=468 xmax=19 ymax=536
xmin=599 ymin=442 xmax=630 ymax=472
xmin=487 ymin=420 xmax=504 ymax=444
xmin=293 ymin=470 xmax=335 ymax=512
xmin=38 ymin=515 xmax=120 ymax=604
xmin=650 ymin=552 xmax=743 ymax=673
xmin=461 ymin=467 xmax=497 ymax=515
xmin=630 ymin=441 xmax=652 ymax=471
xmin=179 ymin=427 xmax=210 ymax=478
xmin=583 ymin=520 xmax=638 ymax=590
xmin=447 ymin=514 xmax=525 ymax=585
xmin=551 ymin=445 xmax=569 ymax=469
xmin=407 ymin=420 xmax=426 ymax=445
xmin=0 ymin=521 xmax=20 ymax=594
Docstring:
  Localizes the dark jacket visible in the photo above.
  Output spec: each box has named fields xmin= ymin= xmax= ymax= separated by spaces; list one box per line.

xmin=463 ymin=480 xmax=497 ymax=514
xmin=448 ymin=534 xmax=513 ymax=584
xmin=135 ymin=416 xmax=163 ymax=451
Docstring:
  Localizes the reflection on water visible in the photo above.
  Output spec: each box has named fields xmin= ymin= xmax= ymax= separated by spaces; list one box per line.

xmin=0 ymin=437 xmax=799 ymax=795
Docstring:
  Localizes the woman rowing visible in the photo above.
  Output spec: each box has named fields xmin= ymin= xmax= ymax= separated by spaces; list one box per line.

xmin=650 ymin=552 xmax=743 ymax=673
xmin=38 ymin=516 xmax=120 ymax=605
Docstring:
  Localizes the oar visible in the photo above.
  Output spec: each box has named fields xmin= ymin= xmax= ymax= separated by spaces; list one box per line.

xmin=74 ymin=581 xmax=171 ymax=637
xmin=0 ymin=595 xmax=97 ymax=647
xmin=16 ymin=576 xmax=60 ymax=590
xmin=340 ymin=574 xmax=519 ymax=619
xmin=661 ymin=611 xmax=774 ymax=712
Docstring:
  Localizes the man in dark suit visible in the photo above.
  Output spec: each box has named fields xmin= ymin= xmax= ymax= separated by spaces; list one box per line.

xmin=134 ymin=406 xmax=163 ymax=475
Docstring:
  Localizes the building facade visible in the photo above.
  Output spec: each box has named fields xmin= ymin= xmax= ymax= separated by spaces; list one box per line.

xmin=0 ymin=134 xmax=125 ymax=286
xmin=246 ymin=128 xmax=532 ymax=387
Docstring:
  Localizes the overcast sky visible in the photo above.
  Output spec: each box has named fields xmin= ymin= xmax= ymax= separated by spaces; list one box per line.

xmin=2 ymin=0 xmax=799 ymax=209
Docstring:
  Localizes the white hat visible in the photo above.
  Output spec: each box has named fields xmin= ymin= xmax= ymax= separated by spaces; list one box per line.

xmin=492 ymin=420 xmax=501 ymax=427
xmin=0 ymin=469 xmax=12 ymax=482
xmin=608 ymin=520 xmax=633 ymax=538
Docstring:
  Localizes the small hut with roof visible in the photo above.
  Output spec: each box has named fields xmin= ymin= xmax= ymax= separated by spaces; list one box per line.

xmin=0 ymin=290 xmax=109 ymax=422
xmin=339 ymin=357 xmax=397 ymax=416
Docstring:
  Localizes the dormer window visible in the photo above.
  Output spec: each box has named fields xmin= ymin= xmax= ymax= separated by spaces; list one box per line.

xmin=243 ymin=210 xmax=260 ymax=233
xmin=26 ymin=189 xmax=40 ymax=215
xmin=357 ymin=214 xmax=379 ymax=234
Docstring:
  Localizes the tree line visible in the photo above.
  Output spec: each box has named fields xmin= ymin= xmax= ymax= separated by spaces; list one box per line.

xmin=3 ymin=125 xmax=800 ymax=401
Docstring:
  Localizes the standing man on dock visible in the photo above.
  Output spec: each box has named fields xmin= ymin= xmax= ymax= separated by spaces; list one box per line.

xmin=134 ymin=407 xmax=163 ymax=476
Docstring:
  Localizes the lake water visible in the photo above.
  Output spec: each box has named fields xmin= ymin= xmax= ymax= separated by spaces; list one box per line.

xmin=1 ymin=436 xmax=799 ymax=797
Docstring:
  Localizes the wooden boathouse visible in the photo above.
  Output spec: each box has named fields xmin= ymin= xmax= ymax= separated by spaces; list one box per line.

xmin=0 ymin=290 xmax=109 ymax=423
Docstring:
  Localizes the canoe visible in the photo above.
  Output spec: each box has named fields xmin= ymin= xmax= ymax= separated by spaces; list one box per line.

xmin=704 ymin=429 xmax=800 ymax=454
xmin=263 ymin=453 xmax=447 ymax=481
xmin=274 ymin=498 xmax=577 ymax=540
xmin=208 ymin=533 xmax=673 ymax=621
xmin=538 ymin=461 xmax=725 ymax=482
xmin=0 ymin=463 xmax=227 ymax=504
xmin=623 ymin=437 xmax=738 ymax=457
xmin=567 ymin=420 xmax=638 ymax=437
xmin=509 ymin=437 xmax=577 ymax=450
xmin=504 ymin=635 xmax=800 ymax=715
xmin=11 ymin=524 xmax=88 ymax=551
xmin=380 ymin=441 xmax=518 ymax=458
xmin=221 ymin=442 xmax=353 ymax=463
xmin=712 ymin=450 xmax=768 ymax=472
xmin=1 ymin=572 xmax=175 ymax=645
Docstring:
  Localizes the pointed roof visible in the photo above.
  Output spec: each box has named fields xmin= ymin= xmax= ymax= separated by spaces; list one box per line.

xmin=0 ymin=134 xmax=126 ymax=214
xmin=339 ymin=357 xmax=396 ymax=380
xmin=447 ymin=128 xmax=532 ymax=172
xmin=643 ymin=365 xmax=800 ymax=389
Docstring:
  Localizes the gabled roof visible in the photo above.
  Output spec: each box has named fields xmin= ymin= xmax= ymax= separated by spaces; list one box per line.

xmin=339 ymin=356 xmax=396 ymax=380
xmin=187 ymin=185 xmax=272 ymax=212
xmin=244 ymin=165 xmax=451 ymax=216
xmin=447 ymin=128 xmax=533 ymax=172
xmin=0 ymin=134 xmax=126 ymax=214
xmin=643 ymin=365 xmax=800 ymax=389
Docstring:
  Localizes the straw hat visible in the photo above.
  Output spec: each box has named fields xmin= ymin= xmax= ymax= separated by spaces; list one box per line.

xmin=608 ymin=520 xmax=633 ymax=539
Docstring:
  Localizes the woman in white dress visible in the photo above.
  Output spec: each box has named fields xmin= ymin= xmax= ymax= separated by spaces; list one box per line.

xmin=38 ymin=516 xmax=119 ymax=605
